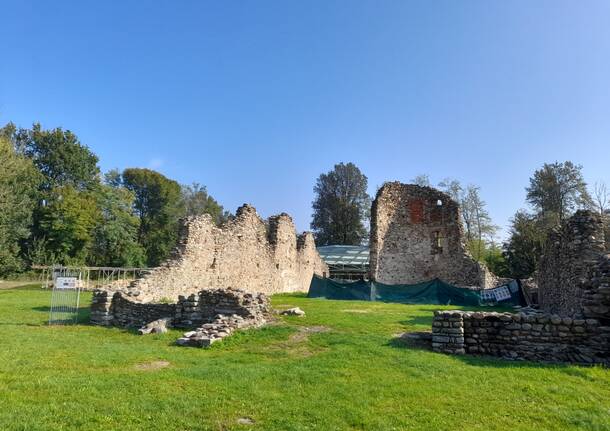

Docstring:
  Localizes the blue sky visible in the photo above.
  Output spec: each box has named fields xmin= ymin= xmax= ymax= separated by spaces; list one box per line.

xmin=2 ymin=1 xmax=609 ymax=238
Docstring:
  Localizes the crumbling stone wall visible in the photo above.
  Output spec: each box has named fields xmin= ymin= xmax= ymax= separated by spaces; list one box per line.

xmin=538 ymin=210 xmax=610 ymax=321
xmin=90 ymin=290 xmax=176 ymax=328
xmin=432 ymin=211 xmax=610 ymax=366
xmin=90 ymin=287 xmax=270 ymax=329
xmin=369 ymin=182 xmax=494 ymax=288
xmin=432 ymin=310 xmax=610 ymax=365
xmin=121 ymin=204 xmax=327 ymax=302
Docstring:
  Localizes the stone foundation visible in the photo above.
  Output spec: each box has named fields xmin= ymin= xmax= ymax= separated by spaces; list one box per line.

xmin=369 ymin=182 xmax=495 ymax=288
xmin=432 ymin=310 xmax=610 ymax=365
xmin=90 ymin=287 xmax=271 ymax=330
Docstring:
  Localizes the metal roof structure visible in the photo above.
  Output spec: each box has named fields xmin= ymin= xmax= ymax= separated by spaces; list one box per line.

xmin=317 ymin=245 xmax=369 ymax=280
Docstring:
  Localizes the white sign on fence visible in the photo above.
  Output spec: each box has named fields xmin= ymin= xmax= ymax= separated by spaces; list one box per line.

xmin=55 ymin=277 xmax=77 ymax=289
xmin=49 ymin=269 xmax=82 ymax=325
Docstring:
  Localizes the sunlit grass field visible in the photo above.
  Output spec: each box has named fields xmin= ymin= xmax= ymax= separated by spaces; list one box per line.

xmin=0 ymin=285 xmax=608 ymax=431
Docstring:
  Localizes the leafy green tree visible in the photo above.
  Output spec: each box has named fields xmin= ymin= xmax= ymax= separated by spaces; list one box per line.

xmin=482 ymin=243 xmax=510 ymax=278
xmin=89 ymin=181 xmax=146 ymax=267
xmin=122 ymin=168 xmax=183 ymax=266
xmin=181 ymin=182 xmax=231 ymax=225
xmin=36 ymin=186 xmax=100 ymax=264
xmin=9 ymin=123 xmax=100 ymax=191
xmin=503 ymin=210 xmax=546 ymax=279
xmin=526 ymin=161 xmax=591 ymax=224
xmin=311 ymin=162 xmax=371 ymax=245
xmin=0 ymin=137 xmax=40 ymax=275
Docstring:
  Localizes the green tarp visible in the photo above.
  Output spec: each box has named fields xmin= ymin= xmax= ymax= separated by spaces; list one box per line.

xmin=307 ymin=275 xmax=526 ymax=307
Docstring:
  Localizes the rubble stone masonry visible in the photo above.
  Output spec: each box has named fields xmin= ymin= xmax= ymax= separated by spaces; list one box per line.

xmin=432 ymin=211 xmax=610 ymax=365
xmin=121 ymin=204 xmax=328 ymax=303
xmin=538 ymin=210 xmax=610 ymax=321
xmin=369 ymin=182 xmax=495 ymax=288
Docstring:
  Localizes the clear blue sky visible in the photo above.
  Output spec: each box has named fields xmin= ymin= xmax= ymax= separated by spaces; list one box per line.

xmin=2 ymin=1 xmax=609 ymax=238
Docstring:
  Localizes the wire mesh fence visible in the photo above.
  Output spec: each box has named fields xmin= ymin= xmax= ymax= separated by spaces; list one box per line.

xmin=48 ymin=267 xmax=82 ymax=325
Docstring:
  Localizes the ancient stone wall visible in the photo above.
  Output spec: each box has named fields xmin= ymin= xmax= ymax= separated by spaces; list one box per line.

xmin=90 ymin=287 xmax=270 ymax=329
xmin=432 ymin=310 xmax=610 ymax=365
xmin=90 ymin=290 xmax=176 ymax=328
xmin=538 ymin=210 xmax=610 ymax=320
xmin=369 ymin=182 xmax=494 ymax=288
xmin=120 ymin=204 xmax=327 ymax=302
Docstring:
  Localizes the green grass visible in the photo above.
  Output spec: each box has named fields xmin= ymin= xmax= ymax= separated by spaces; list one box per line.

xmin=0 ymin=286 xmax=608 ymax=431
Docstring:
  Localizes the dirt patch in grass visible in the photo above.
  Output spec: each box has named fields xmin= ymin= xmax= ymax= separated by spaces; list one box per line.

xmin=0 ymin=281 xmax=39 ymax=290
xmin=133 ymin=360 xmax=170 ymax=371
xmin=342 ymin=309 xmax=370 ymax=314
xmin=289 ymin=326 xmax=330 ymax=343
xmin=237 ymin=417 xmax=255 ymax=425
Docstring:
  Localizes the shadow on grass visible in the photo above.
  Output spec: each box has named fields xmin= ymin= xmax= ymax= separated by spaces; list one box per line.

xmin=386 ymin=333 xmax=599 ymax=377
xmin=398 ymin=316 xmax=434 ymax=327
xmin=30 ymin=305 xmax=91 ymax=324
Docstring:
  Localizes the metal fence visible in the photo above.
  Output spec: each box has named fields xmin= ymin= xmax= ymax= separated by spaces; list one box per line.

xmin=48 ymin=267 xmax=82 ymax=325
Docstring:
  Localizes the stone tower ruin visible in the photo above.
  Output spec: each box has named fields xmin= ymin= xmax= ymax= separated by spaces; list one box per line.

xmin=369 ymin=182 xmax=495 ymax=288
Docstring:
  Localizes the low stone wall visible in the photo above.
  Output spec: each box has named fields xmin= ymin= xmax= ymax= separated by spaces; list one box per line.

xmin=91 ymin=287 xmax=270 ymax=330
xmin=432 ymin=310 xmax=610 ymax=365
xmin=90 ymin=290 xmax=176 ymax=328
xmin=174 ymin=288 xmax=270 ymax=328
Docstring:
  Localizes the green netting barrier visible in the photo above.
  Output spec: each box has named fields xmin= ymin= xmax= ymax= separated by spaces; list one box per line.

xmin=307 ymin=275 xmax=526 ymax=307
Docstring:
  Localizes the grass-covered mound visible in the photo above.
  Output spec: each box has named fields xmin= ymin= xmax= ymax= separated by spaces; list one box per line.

xmin=0 ymin=286 xmax=608 ymax=430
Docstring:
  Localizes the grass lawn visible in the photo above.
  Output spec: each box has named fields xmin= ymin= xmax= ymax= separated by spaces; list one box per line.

xmin=0 ymin=286 xmax=608 ymax=431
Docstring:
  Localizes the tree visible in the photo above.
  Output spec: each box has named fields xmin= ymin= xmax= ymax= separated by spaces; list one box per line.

xmin=482 ymin=242 xmax=510 ymax=278
xmin=311 ymin=162 xmax=371 ymax=245
xmin=462 ymin=185 xmax=498 ymax=260
xmin=525 ymin=161 xmax=591 ymax=224
xmin=181 ymin=183 xmax=231 ymax=225
xmin=438 ymin=179 xmax=497 ymax=259
xmin=36 ymin=186 xmax=100 ymax=264
xmin=503 ymin=210 xmax=546 ymax=279
xmin=0 ymin=137 xmax=40 ymax=275
xmin=438 ymin=178 xmax=462 ymax=204
xmin=88 ymin=182 xmax=146 ymax=267
xmin=122 ymin=168 xmax=183 ymax=266
xmin=411 ymin=174 xmax=431 ymax=187
xmin=592 ymin=181 xmax=609 ymax=216
xmin=7 ymin=123 xmax=100 ymax=191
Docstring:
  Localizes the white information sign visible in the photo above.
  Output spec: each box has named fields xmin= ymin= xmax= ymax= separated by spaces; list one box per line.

xmin=55 ymin=277 xmax=78 ymax=289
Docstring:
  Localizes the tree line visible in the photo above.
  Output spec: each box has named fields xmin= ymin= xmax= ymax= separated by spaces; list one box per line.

xmin=0 ymin=122 xmax=230 ymax=276
xmin=310 ymin=162 xmax=609 ymax=279
xmin=2 ymin=121 xmax=607 ymax=281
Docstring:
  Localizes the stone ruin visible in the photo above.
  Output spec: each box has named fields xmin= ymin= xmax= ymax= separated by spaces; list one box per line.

xmin=91 ymin=287 xmax=271 ymax=347
xmin=369 ymin=182 xmax=496 ymax=288
xmin=90 ymin=204 xmax=328 ymax=346
xmin=124 ymin=204 xmax=328 ymax=302
xmin=537 ymin=211 xmax=610 ymax=320
xmin=432 ymin=210 xmax=610 ymax=365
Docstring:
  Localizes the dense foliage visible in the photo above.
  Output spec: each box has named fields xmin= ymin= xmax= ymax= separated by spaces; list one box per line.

xmin=0 ymin=137 xmax=40 ymax=275
xmin=0 ymin=122 xmax=230 ymax=273
xmin=311 ymin=162 xmax=371 ymax=245
xmin=503 ymin=162 xmax=594 ymax=279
